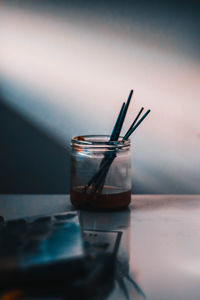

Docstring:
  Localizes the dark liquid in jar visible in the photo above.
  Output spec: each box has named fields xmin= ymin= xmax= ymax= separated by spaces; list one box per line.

xmin=70 ymin=186 xmax=131 ymax=211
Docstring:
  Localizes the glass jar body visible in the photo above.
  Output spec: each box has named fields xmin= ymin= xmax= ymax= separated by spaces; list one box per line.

xmin=70 ymin=135 xmax=132 ymax=210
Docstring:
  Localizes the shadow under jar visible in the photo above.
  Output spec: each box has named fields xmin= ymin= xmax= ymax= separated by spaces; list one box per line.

xmin=70 ymin=135 xmax=132 ymax=211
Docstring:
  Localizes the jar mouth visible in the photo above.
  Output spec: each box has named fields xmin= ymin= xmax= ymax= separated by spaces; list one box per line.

xmin=71 ymin=135 xmax=130 ymax=149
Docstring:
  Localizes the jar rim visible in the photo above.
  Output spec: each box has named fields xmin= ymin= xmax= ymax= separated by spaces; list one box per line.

xmin=71 ymin=135 xmax=130 ymax=149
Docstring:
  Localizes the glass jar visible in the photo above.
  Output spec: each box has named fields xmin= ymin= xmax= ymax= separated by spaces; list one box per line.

xmin=70 ymin=135 xmax=132 ymax=211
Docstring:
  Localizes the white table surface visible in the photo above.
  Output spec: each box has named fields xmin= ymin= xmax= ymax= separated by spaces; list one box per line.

xmin=1 ymin=194 xmax=200 ymax=300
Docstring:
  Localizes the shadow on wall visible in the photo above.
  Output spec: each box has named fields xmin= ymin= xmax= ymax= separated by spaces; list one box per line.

xmin=1 ymin=89 xmax=199 ymax=195
xmin=1 ymin=79 xmax=199 ymax=194
xmin=0 ymin=96 xmax=70 ymax=194
xmin=1 ymin=93 xmax=198 ymax=195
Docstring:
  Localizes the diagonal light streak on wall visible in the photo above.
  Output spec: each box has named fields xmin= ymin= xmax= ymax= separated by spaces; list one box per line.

xmin=0 ymin=5 xmax=200 ymax=193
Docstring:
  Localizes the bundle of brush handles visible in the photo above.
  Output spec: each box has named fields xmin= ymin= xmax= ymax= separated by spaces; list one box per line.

xmin=84 ymin=89 xmax=150 ymax=196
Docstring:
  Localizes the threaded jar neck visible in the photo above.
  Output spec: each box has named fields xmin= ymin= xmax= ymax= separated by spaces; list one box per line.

xmin=71 ymin=135 xmax=130 ymax=152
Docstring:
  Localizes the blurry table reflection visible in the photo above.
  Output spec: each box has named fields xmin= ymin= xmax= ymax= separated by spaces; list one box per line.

xmin=1 ymin=194 xmax=200 ymax=300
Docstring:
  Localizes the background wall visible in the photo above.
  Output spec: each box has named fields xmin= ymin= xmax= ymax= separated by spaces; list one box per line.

xmin=0 ymin=0 xmax=200 ymax=194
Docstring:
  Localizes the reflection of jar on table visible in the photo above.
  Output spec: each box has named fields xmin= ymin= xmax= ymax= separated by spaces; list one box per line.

xmin=70 ymin=135 xmax=132 ymax=211
xmin=80 ymin=208 xmax=131 ymax=273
